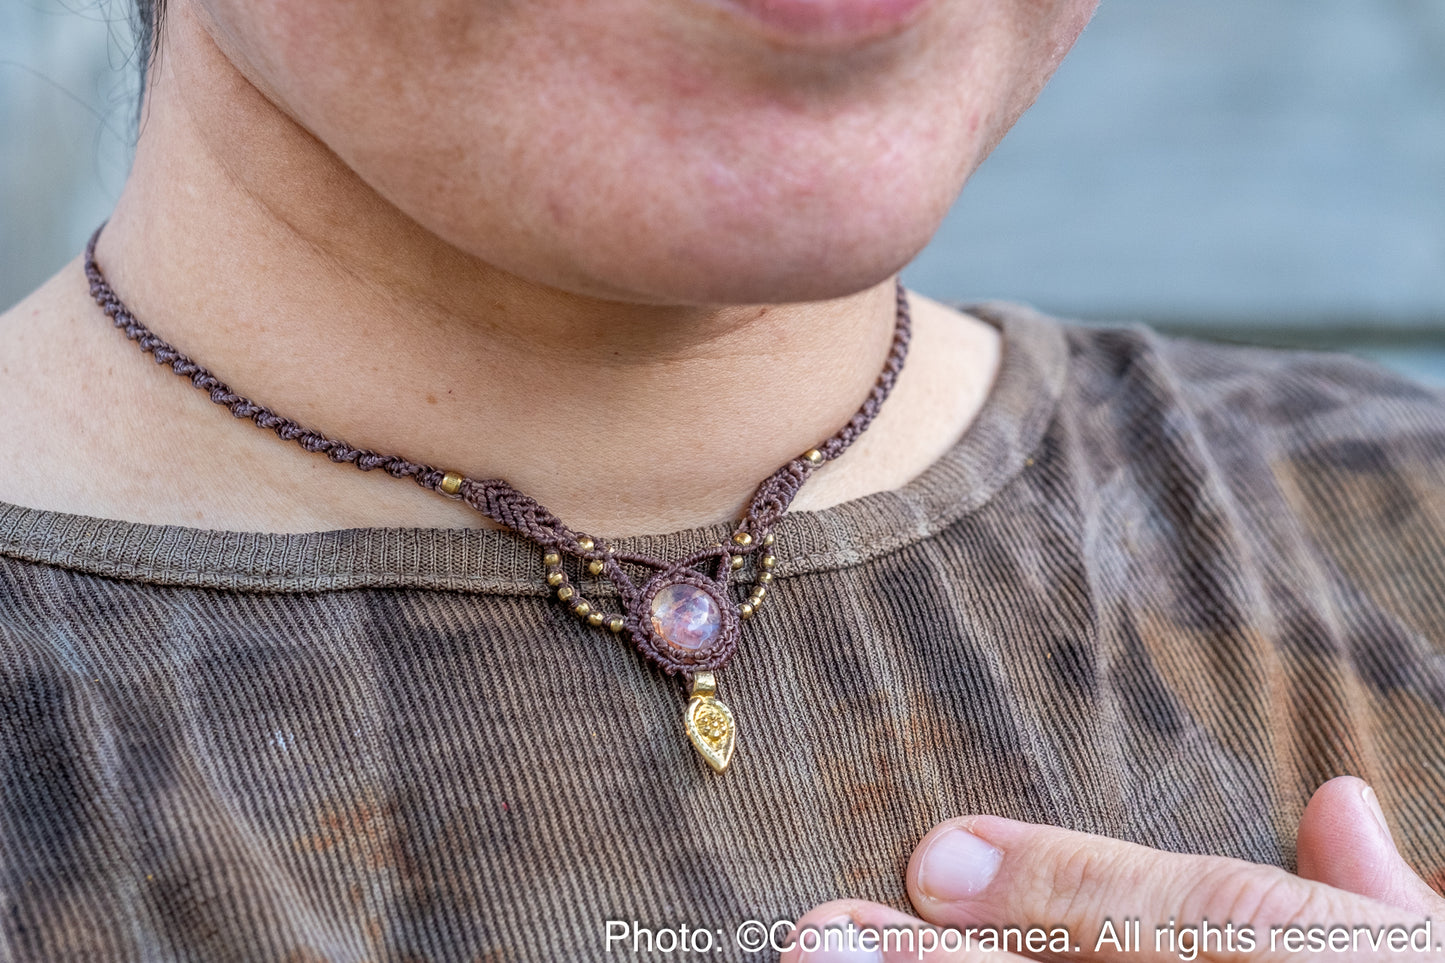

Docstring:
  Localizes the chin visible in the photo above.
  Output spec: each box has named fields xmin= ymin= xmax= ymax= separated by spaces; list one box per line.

xmin=605 ymin=216 xmax=940 ymax=306
xmin=524 ymin=206 xmax=944 ymax=306
xmin=415 ymin=140 xmax=966 ymax=307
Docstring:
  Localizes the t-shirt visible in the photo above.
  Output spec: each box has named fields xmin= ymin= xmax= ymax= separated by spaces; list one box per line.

xmin=3 ymin=302 xmax=1444 ymax=961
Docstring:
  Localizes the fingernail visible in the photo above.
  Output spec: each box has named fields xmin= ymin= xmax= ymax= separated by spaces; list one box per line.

xmin=917 ymin=826 xmax=1003 ymax=902
xmin=798 ymin=914 xmax=882 ymax=962
xmin=1363 ymin=785 xmax=1394 ymax=841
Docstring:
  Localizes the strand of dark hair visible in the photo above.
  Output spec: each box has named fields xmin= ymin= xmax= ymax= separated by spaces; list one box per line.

xmin=131 ymin=0 xmax=166 ymax=117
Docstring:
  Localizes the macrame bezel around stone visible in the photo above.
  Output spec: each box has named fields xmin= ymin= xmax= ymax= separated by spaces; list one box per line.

xmin=627 ymin=563 xmax=741 ymax=675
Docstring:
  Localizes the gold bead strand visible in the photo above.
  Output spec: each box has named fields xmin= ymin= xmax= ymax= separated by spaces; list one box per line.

xmin=543 ymin=550 xmax=585 ymax=614
xmin=738 ymin=531 xmax=776 ymax=620
xmin=546 ymin=541 xmax=626 ymax=631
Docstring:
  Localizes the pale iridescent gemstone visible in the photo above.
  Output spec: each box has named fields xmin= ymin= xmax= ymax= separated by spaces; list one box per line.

xmin=649 ymin=582 xmax=721 ymax=651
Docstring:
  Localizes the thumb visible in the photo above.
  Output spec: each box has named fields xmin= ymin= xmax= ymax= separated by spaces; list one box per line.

xmin=1296 ymin=775 xmax=1443 ymax=914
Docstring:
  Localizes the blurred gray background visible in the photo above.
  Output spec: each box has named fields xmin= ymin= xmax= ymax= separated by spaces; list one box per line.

xmin=4 ymin=0 xmax=1444 ymax=384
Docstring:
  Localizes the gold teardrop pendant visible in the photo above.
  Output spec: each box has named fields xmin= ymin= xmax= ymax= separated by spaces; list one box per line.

xmin=684 ymin=671 xmax=736 ymax=773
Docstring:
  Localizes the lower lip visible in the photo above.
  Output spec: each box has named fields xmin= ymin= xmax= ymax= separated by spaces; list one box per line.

xmin=704 ymin=0 xmax=935 ymax=47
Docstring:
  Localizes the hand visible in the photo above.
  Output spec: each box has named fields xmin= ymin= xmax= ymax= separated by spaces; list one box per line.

xmin=783 ymin=777 xmax=1445 ymax=961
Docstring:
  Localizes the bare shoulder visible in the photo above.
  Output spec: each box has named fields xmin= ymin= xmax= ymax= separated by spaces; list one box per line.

xmin=0 ymin=260 xmax=100 ymax=504
xmin=0 ymin=258 xmax=184 ymax=518
xmin=0 ymin=257 xmax=91 ymax=372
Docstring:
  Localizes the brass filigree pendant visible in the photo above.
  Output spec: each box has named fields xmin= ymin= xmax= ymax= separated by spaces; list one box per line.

xmin=684 ymin=671 xmax=736 ymax=773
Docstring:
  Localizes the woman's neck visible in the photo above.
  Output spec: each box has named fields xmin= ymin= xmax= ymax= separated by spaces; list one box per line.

xmin=0 ymin=15 xmax=1000 ymax=537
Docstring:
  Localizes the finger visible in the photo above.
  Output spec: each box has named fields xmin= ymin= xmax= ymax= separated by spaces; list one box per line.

xmin=1297 ymin=776 xmax=1445 ymax=914
xmin=781 ymin=898 xmax=1038 ymax=963
xmin=905 ymin=815 xmax=1436 ymax=963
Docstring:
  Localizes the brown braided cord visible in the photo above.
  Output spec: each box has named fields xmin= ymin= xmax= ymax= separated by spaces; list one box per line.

xmin=82 ymin=223 xmax=912 ymax=674
xmin=739 ymin=280 xmax=911 ymax=537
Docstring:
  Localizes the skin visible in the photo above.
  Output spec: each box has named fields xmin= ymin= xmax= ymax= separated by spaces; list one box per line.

xmin=0 ymin=0 xmax=1094 ymax=534
xmin=2 ymin=0 xmax=1419 ymax=949
xmin=785 ymin=778 xmax=1445 ymax=962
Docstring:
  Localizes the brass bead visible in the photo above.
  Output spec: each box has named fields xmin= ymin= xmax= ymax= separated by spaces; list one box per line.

xmin=761 ymin=554 xmax=776 ymax=570
xmin=572 ymin=600 xmax=592 ymax=618
xmin=732 ymin=532 xmax=753 ymax=547
xmin=542 ymin=551 xmax=561 ymax=567
xmin=587 ymin=611 xmax=605 ymax=628
xmin=440 ymin=471 xmax=464 ymax=495
xmin=751 ymin=585 xmax=767 ymax=603
xmin=758 ymin=571 xmax=773 ymax=584
xmin=804 ymin=449 xmax=824 ymax=466
xmin=730 ymin=555 xmax=744 ymax=571
xmin=763 ymin=532 xmax=775 ymax=547
xmin=587 ymin=559 xmax=605 ymax=576
xmin=546 ymin=571 xmax=566 ymax=587
xmin=607 ymin=616 xmax=625 ymax=633
xmin=557 ymin=585 xmax=575 ymax=601
xmin=577 ymin=537 xmax=595 ymax=552
xmin=739 ymin=603 xmax=755 ymax=620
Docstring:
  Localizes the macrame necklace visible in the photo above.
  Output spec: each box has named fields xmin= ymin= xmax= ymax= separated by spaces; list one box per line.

xmin=82 ymin=224 xmax=912 ymax=774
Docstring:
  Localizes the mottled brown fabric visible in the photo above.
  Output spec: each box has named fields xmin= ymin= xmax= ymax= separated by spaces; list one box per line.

xmin=3 ymin=303 xmax=1445 ymax=961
